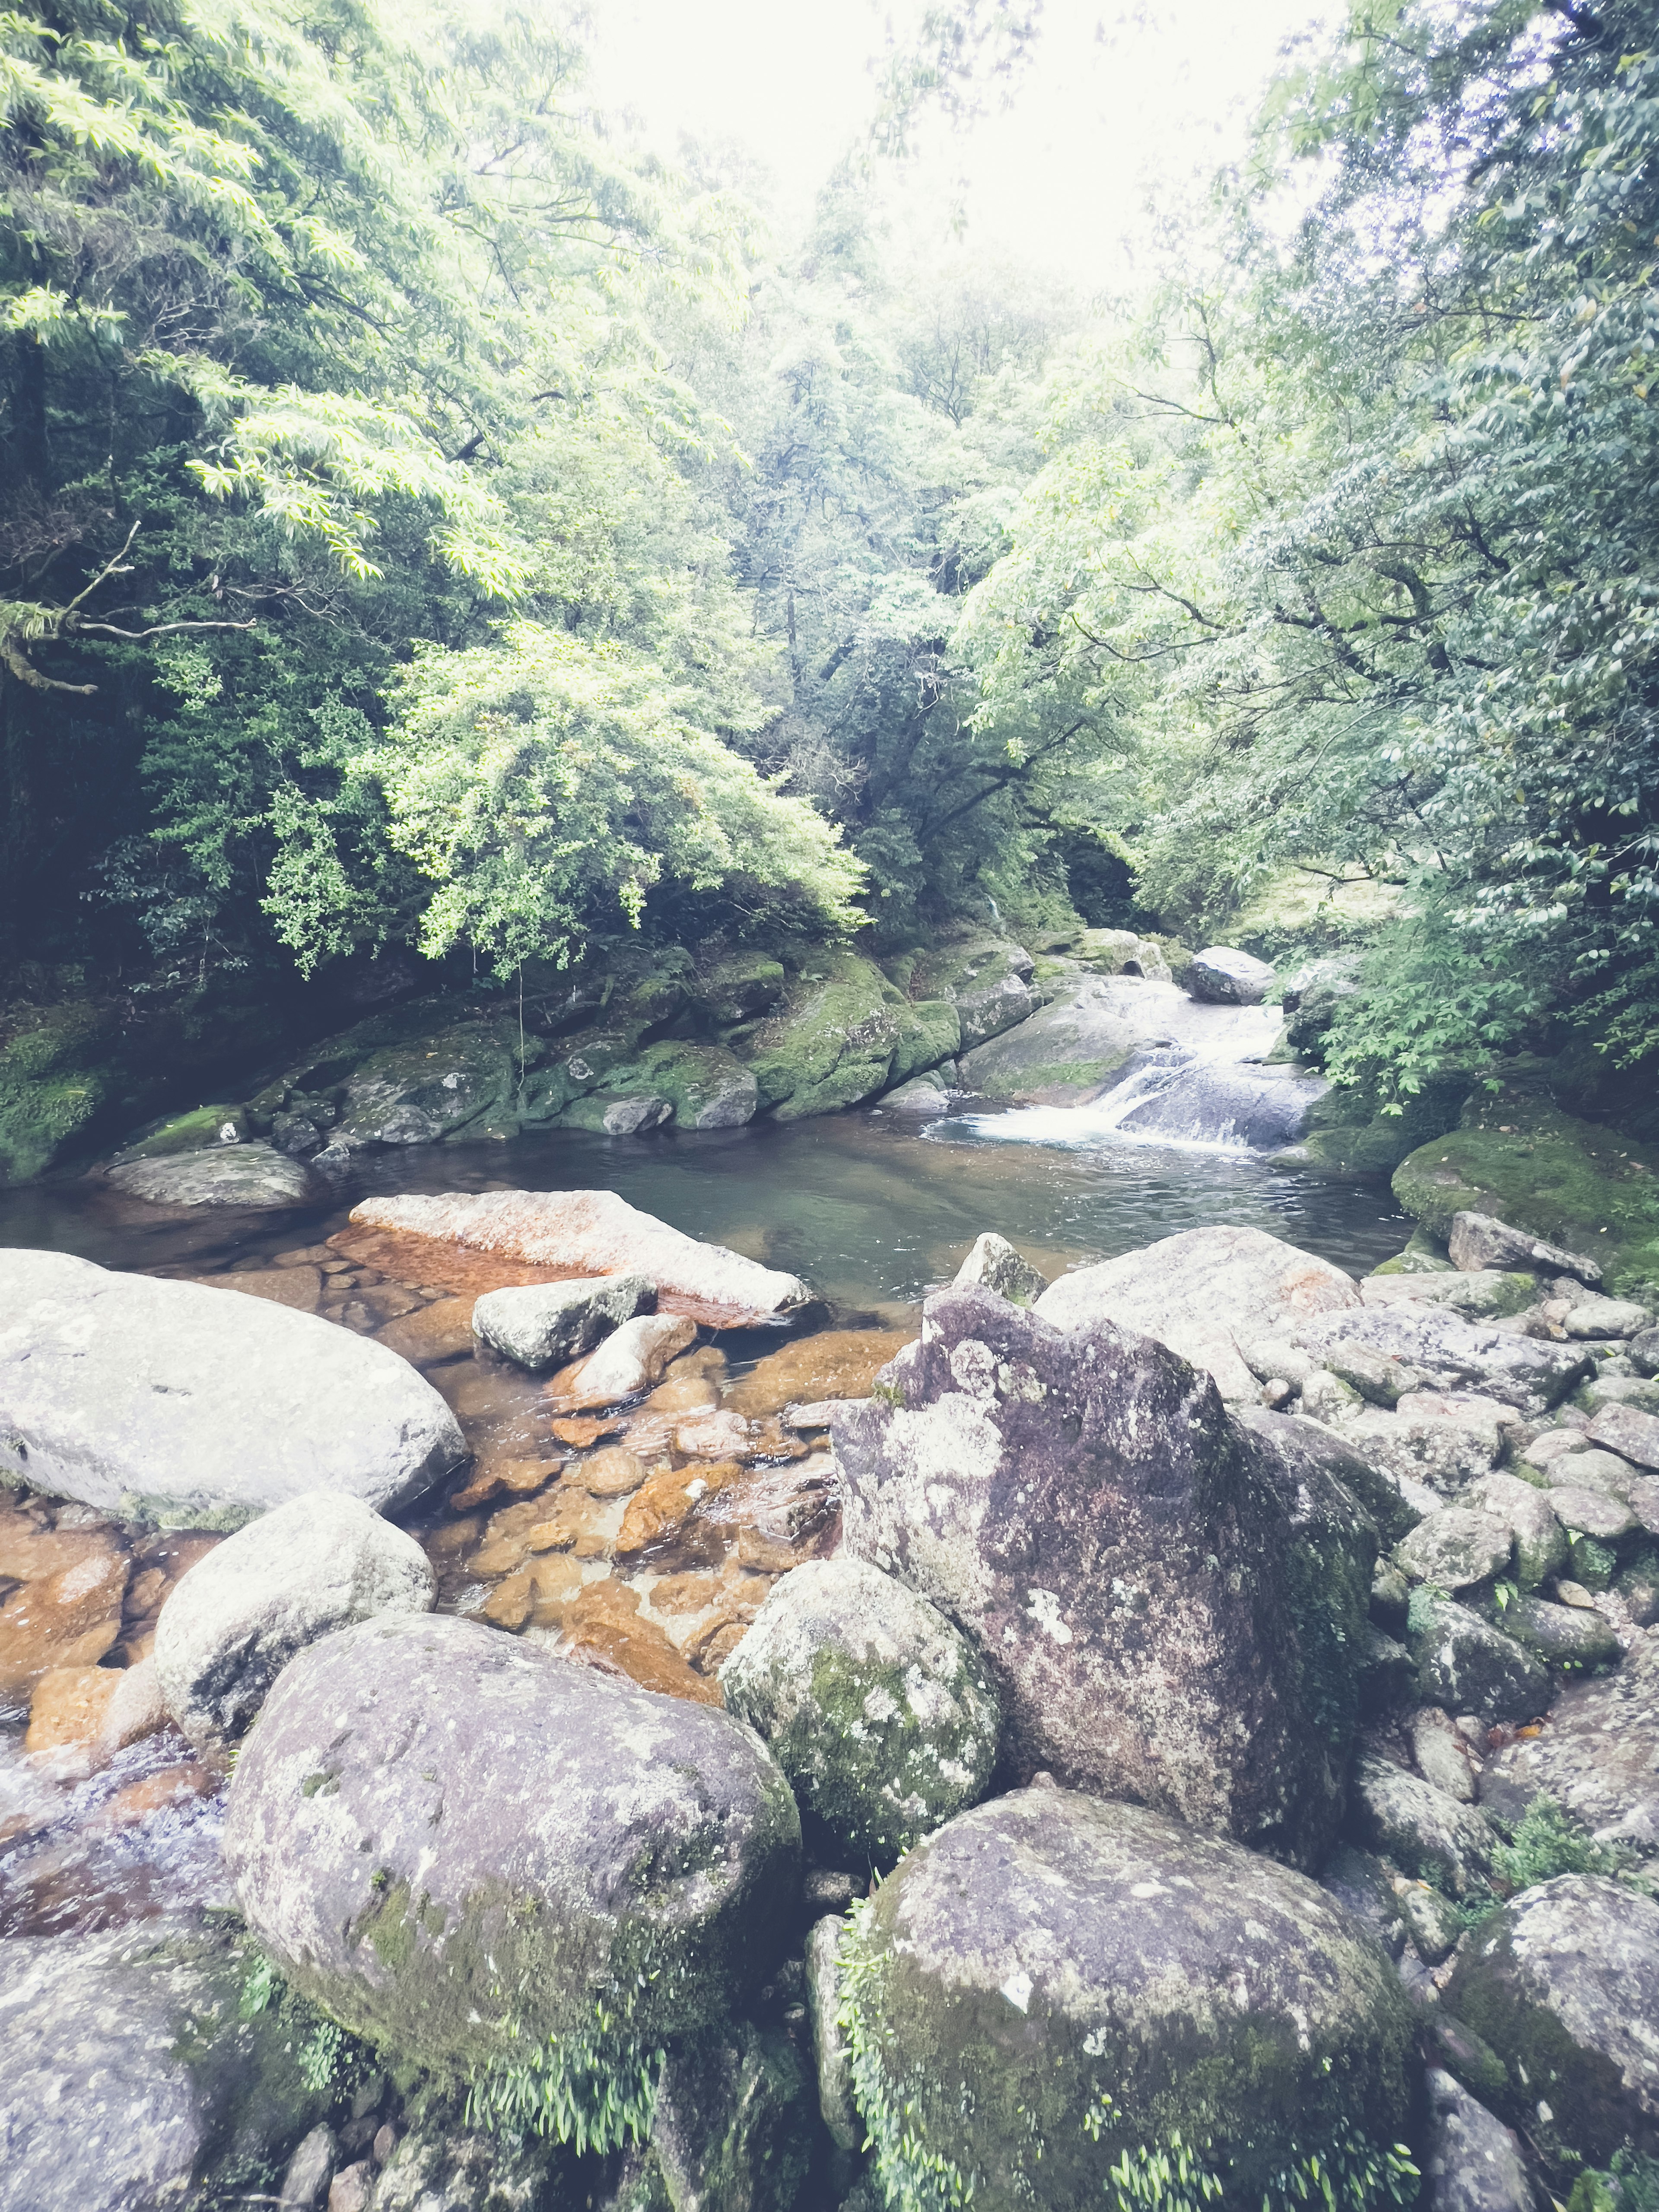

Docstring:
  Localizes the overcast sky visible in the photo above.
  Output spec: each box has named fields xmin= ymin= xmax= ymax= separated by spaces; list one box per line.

xmin=585 ymin=0 xmax=1333 ymax=287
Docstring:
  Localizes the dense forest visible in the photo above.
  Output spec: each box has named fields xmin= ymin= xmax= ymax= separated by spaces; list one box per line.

xmin=1 ymin=0 xmax=1655 ymax=1146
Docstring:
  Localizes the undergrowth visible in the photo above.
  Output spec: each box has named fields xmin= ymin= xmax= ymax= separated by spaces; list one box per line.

xmin=238 ymin=1945 xmax=372 ymax=2101
xmin=463 ymin=2009 xmax=663 ymax=2155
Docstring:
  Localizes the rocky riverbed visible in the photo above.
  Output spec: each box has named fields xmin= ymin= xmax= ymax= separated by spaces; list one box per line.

xmin=2 ymin=954 xmax=1658 ymax=2212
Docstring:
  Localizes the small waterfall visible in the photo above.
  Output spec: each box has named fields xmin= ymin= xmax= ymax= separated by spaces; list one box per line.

xmin=944 ymin=1046 xmax=1327 ymax=1157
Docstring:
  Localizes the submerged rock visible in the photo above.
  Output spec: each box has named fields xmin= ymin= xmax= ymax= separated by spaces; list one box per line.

xmin=105 ymin=1141 xmax=315 ymax=1208
xmin=224 ymin=1612 xmax=800 ymax=2076
xmin=0 ymin=1250 xmax=464 ymax=1527
xmin=1188 ymin=944 xmax=1274 ymax=1004
xmin=720 ymin=1558 xmax=1001 ymax=1866
xmin=347 ymin=1188 xmax=810 ymax=1324
xmin=1033 ymin=1224 xmax=1359 ymax=1401
xmin=471 ymin=1273 xmax=652 ymax=1371
xmin=841 ymin=1788 xmax=1414 ymax=2212
xmin=647 ymin=2025 xmax=814 ymax=2212
xmin=0 ymin=1918 xmax=327 ymax=2212
xmin=835 ymin=1286 xmax=1373 ymax=1866
xmin=153 ymin=1491 xmax=435 ymax=1746
xmin=550 ymin=1313 xmax=698 ymax=1408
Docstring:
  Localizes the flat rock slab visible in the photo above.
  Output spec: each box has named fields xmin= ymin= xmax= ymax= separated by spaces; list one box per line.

xmin=841 ymin=1789 xmax=1413 ymax=2212
xmin=347 ymin=1188 xmax=810 ymax=1325
xmin=1034 ymin=1224 xmax=1359 ymax=1401
xmin=1293 ymin=1305 xmax=1591 ymax=1414
xmin=0 ymin=1249 xmax=464 ymax=1527
xmin=0 ymin=1919 xmax=324 ymax=2212
xmin=224 ymin=1611 xmax=800 ymax=2075
xmin=1479 ymin=1637 xmax=1659 ymax=1851
xmin=105 ymin=1142 xmax=316 ymax=1208
xmin=1449 ymin=1210 xmax=1602 ymax=1287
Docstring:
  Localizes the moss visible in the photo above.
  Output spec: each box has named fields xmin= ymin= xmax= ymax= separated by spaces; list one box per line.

xmin=887 ymin=999 xmax=961 ymax=1088
xmin=117 ymin=1104 xmax=247 ymax=1157
xmin=1392 ymin=1096 xmax=1659 ymax=1299
xmin=0 ymin=1001 xmax=119 ymax=1184
xmin=117 ymin=1491 xmax=261 ymax=1532
xmin=744 ymin=951 xmax=900 ymax=1119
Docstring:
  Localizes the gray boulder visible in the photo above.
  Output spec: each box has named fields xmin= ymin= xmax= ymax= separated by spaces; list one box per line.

xmin=1034 ymin=1224 xmax=1360 ymax=1402
xmin=1449 ymin=1211 xmax=1602 ymax=1287
xmin=1563 ymin=1296 xmax=1652 ymax=1340
xmin=840 ymin=1788 xmax=1414 ymax=2212
xmin=1348 ymin=1755 xmax=1496 ymax=1894
xmin=105 ymin=1141 xmax=315 ymax=1208
xmin=276 ymin=2125 xmax=335 ymax=2212
xmin=1587 ymin=1402 xmax=1659 ymax=1471
xmin=153 ymin=1491 xmax=435 ymax=1746
xmin=470 ymin=1273 xmax=652 ymax=1371
xmin=1465 ymin=1473 xmax=1568 ymax=1590
xmin=1395 ymin=1509 xmax=1513 ymax=1591
xmin=1188 ymin=944 xmax=1274 ymax=1004
xmin=834 ymin=1286 xmax=1374 ymax=1866
xmin=1479 ymin=1637 xmax=1659 ymax=1851
xmin=1095 ymin=1049 xmax=1328 ymax=1149
xmin=1409 ymin=1595 xmax=1553 ymax=1726
xmin=1631 ymin=1325 xmax=1659 ymax=1377
xmin=1445 ymin=1874 xmax=1659 ymax=2166
xmin=1293 ymin=1305 xmax=1591 ymax=1416
xmin=805 ymin=1916 xmax=859 ymax=2153
xmin=950 ymin=1232 xmax=1045 ymax=1305
xmin=648 ymin=2026 xmax=814 ymax=2212
xmin=880 ymin=1072 xmax=952 ymax=1115
xmin=0 ymin=1250 xmax=464 ymax=1527
xmin=1501 ymin=1594 xmax=1621 ymax=1669
xmin=0 ymin=1920 xmax=325 ymax=2212
xmin=223 ymin=1611 xmax=800 ymax=2077
xmin=719 ymin=1557 xmax=1001 ymax=1866
xmin=955 ymin=974 xmax=1145 ymax=1102
xmin=1421 ymin=2069 xmax=1535 ymax=2212
xmin=368 ymin=2127 xmax=549 ymax=2212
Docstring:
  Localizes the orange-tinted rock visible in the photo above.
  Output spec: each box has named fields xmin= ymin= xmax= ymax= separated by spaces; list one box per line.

xmin=376 ymin=1297 xmax=477 ymax=1367
xmin=566 ymin=1448 xmax=651 ymax=1499
xmin=274 ymin=1244 xmax=337 ymax=1267
xmin=688 ymin=1619 xmax=749 ymax=1673
xmin=643 ymin=1370 xmax=721 ymax=1416
xmin=90 ymin=1760 xmax=219 ymax=1829
xmin=468 ymin=1489 xmax=594 ymax=1575
xmin=646 ymin=1572 xmax=726 ymax=1616
xmin=448 ymin=1456 xmax=559 ymax=1512
xmin=188 ymin=1266 xmax=323 ymax=1313
xmin=482 ymin=1555 xmax=588 ymax=1630
xmin=674 ymin=1409 xmax=753 ymax=1459
xmin=133 ymin=1532 xmax=223 ymax=1586
xmin=0 ymin=1544 xmax=130 ymax=1699
xmin=549 ymin=1414 xmax=626 ymax=1448
xmin=124 ymin=1566 xmax=170 ymax=1620
xmin=435 ymin=1365 xmax=540 ymax=1425
xmin=425 ymin=1515 xmax=482 ymax=1558
xmin=98 ymin=1653 xmax=170 ymax=1755
xmin=25 ymin=1664 xmax=121 ymax=1754
xmin=616 ymin=1461 xmax=744 ymax=1557
xmin=0 ymin=1507 xmax=121 ymax=1585
xmin=544 ymin=1316 xmax=699 ymax=1411
xmin=559 ymin=1580 xmax=722 ymax=1705
xmin=724 ymin=1328 xmax=917 ymax=1419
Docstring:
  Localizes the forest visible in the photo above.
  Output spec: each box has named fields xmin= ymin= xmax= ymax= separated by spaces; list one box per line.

xmin=0 ymin=0 xmax=1655 ymax=1152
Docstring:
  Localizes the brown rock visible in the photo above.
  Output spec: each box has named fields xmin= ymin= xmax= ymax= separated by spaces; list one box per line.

xmin=329 ymin=2163 xmax=373 ymax=2212
xmin=702 ymin=1455 xmax=838 ymax=1550
xmin=642 ymin=1369 xmax=721 ymax=1415
xmin=89 ymin=1759 xmax=218 ymax=1829
xmin=435 ymin=1366 xmax=538 ymax=1424
xmin=560 ymin=1580 xmax=722 ymax=1705
xmin=97 ymin=1653 xmax=170 ymax=1756
xmin=689 ymin=1620 xmax=749 ymax=1673
xmin=724 ymin=1328 xmax=917 ymax=1419
xmin=375 ymin=1296 xmax=477 ymax=1366
xmin=544 ymin=1315 xmax=699 ymax=1411
xmin=274 ymin=1244 xmax=337 ymax=1266
xmin=616 ymin=1461 xmax=744 ymax=1556
xmin=424 ymin=1516 xmax=482 ymax=1557
xmin=448 ymin=1456 xmax=559 ymax=1512
xmin=567 ymin=1447 xmax=652 ymax=1498
xmin=469 ymin=1489 xmax=593 ymax=1574
xmin=132 ymin=1532 xmax=223 ymax=1586
xmin=25 ymin=1664 xmax=121 ymax=1755
xmin=550 ymin=1413 xmax=626 ymax=1447
xmin=481 ymin=1555 xmax=588 ymax=1630
xmin=0 ymin=1543 xmax=130 ymax=1699
xmin=674 ymin=1409 xmax=753 ymax=1459
xmin=0 ymin=1508 xmax=121 ymax=1585
xmin=646 ymin=1572 xmax=726 ymax=1616
xmin=186 ymin=1266 xmax=322 ymax=1313
xmin=124 ymin=1566 xmax=171 ymax=1620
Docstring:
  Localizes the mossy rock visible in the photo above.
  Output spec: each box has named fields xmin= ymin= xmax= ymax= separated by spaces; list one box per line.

xmin=841 ymin=1788 xmax=1416 ymax=2212
xmin=1370 ymin=1228 xmax=1454 ymax=1277
xmin=1392 ymin=1097 xmax=1659 ymax=1300
xmin=697 ymin=954 xmax=787 ymax=1026
xmin=739 ymin=951 xmax=900 ymax=1120
xmin=904 ymin=936 xmax=1039 ymax=1049
xmin=886 ymin=998 xmax=961 ymax=1089
xmin=0 ymin=1001 xmax=120 ymax=1184
xmin=116 ymin=1103 xmax=248 ymax=1158
xmin=1298 ymin=1081 xmax=1467 ymax=1181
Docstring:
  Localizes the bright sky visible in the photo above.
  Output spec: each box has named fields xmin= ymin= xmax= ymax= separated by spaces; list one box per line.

xmin=586 ymin=0 xmax=1333 ymax=288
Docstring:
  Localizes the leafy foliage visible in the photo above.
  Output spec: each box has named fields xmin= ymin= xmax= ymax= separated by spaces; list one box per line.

xmin=463 ymin=2012 xmax=662 ymax=2156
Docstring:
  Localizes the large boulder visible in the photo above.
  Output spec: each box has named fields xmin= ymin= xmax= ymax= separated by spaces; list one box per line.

xmin=1348 ymin=1756 xmax=1496 ymax=1894
xmin=956 ymin=975 xmax=1146 ymax=1103
xmin=153 ymin=1491 xmax=435 ymax=1746
xmin=1033 ymin=1225 xmax=1359 ymax=1402
xmin=1478 ymin=1637 xmax=1659 ymax=1850
xmin=1092 ymin=1049 xmax=1329 ymax=1149
xmin=1408 ymin=1595 xmax=1553 ymax=1727
xmin=840 ymin=1789 xmax=1415 ymax=2212
xmin=0 ymin=1251 xmax=464 ymax=1527
xmin=1188 ymin=945 xmax=1274 ymax=1004
xmin=0 ymin=1919 xmax=327 ymax=2212
xmin=346 ymin=1189 xmax=809 ymax=1326
xmin=1445 ymin=1875 xmax=1659 ymax=2168
xmin=737 ymin=951 xmax=903 ymax=1121
xmin=834 ymin=1286 xmax=1374 ymax=1866
xmin=720 ymin=1557 xmax=1001 ymax=1866
xmin=105 ymin=1141 xmax=315 ymax=1208
xmin=1421 ymin=2068 xmax=1534 ymax=2212
xmin=223 ymin=1612 xmax=800 ymax=2079
xmin=1449 ymin=1210 xmax=1602 ymax=1287
xmin=906 ymin=937 xmax=1039 ymax=1050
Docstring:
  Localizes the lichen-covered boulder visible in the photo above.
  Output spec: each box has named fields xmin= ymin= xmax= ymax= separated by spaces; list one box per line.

xmin=886 ymin=999 xmax=961 ymax=1089
xmin=1395 ymin=1510 xmax=1513 ymax=1591
xmin=1501 ymin=1595 xmax=1621 ymax=1671
xmin=470 ymin=1273 xmax=652 ymax=1371
xmin=840 ymin=1789 xmax=1415 ymax=2212
xmin=834 ymin=1286 xmax=1374 ymax=1866
xmin=950 ymin=1232 xmax=1045 ymax=1305
xmin=1421 ymin=2068 xmax=1533 ymax=2212
xmin=0 ymin=1250 xmax=464 ymax=1527
xmin=720 ymin=1558 xmax=1001 ymax=1866
xmin=1465 ymin=1473 xmax=1568 ymax=1590
xmin=646 ymin=2025 xmax=814 ymax=2212
xmin=105 ymin=1141 xmax=316 ymax=1208
xmin=153 ymin=1491 xmax=435 ymax=1746
xmin=0 ymin=1918 xmax=327 ymax=2212
xmin=1293 ymin=1305 xmax=1591 ymax=1416
xmin=223 ymin=1612 xmax=800 ymax=2080
xmin=1444 ymin=1875 xmax=1659 ymax=2168
xmin=1348 ymin=1756 xmax=1496 ymax=1894
xmin=1408 ymin=1595 xmax=1552 ymax=1726
xmin=1448 ymin=1211 xmax=1602 ymax=1287
xmin=906 ymin=937 xmax=1038 ymax=1049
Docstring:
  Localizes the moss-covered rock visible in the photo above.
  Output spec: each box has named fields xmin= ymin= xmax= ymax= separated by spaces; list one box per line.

xmin=886 ymin=998 xmax=961 ymax=1089
xmin=1072 ymin=928 xmax=1171 ymax=981
xmin=1370 ymin=1227 xmax=1454 ymax=1276
xmin=0 ymin=1000 xmax=120 ymax=1184
xmin=904 ymin=936 xmax=1038 ymax=1050
xmin=696 ymin=955 xmax=786 ymax=1026
xmin=840 ymin=1789 xmax=1416 ymax=2212
xmin=720 ymin=1557 xmax=1001 ymax=1868
xmin=739 ymin=951 xmax=901 ymax=1120
xmin=115 ymin=1103 xmax=248 ymax=1157
xmin=1392 ymin=1097 xmax=1659 ymax=1301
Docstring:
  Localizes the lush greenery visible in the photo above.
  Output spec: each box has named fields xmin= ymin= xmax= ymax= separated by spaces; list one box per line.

xmin=2 ymin=0 xmax=1653 ymax=1128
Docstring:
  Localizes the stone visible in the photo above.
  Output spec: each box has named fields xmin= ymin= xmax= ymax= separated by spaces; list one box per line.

xmin=835 ymin=1286 xmax=1374 ymax=1866
xmin=558 ymin=1576 xmax=722 ymax=1704
xmin=723 ymin=1328 xmax=915 ymax=1420
xmin=1445 ymin=1875 xmax=1659 ymax=2167
xmin=1323 ymin=1339 xmax=1424 ymax=1406
xmin=1564 ymin=1296 xmax=1652 ymax=1340
xmin=841 ymin=1789 xmax=1413 ymax=2212
xmin=470 ymin=1273 xmax=652 ymax=1371
xmin=601 ymin=1095 xmax=673 ymax=1135
xmin=906 ymin=937 xmax=1039 ymax=1051
xmin=879 ymin=1072 xmax=952 ymax=1114
xmin=224 ymin=1612 xmax=799 ymax=2075
xmin=1395 ymin=1509 xmax=1513 ymax=1590
xmin=189 ymin=1266 xmax=323 ymax=1314
xmin=549 ymin=1314 xmax=699 ymax=1408
xmin=1630 ymin=1324 xmax=1659 ymax=1376
xmin=1343 ymin=1394 xmax=1510 ymax=1494
xmin=950 ymin=1232 xmax=1045 ymax=1306
xmin=347 ymin=1187 xmax=810 ymax=1325
xmin=1294 ymin=1304 xmax=1590 ymax=1416
xmin=955 ymin=975 xmax=1147 ymax=1103
xmin=1421 ymin=2068 xmax=1534 ymax=2212
xmin=647 ymin=2025 xmax=813 ymax=2212
xmin=0 ymin=1918 xmax=327 ymax=2212
xmin=0 ymin=1538 xmax=129 ymax=1700
xmin=1319 ymin=1843 xmax=1409 ymax=1958
xmin=1033 ymin=1224 xmax=1359 ymax=1402
xmin=1348 ymin=1755 xmax=1496 ymax=1893
xmin=1551 ymin=1448 xmax=1641 ymax=1502
xmin=1465 ymin=1473 xmax=1568 ymax=1590
xmin=105 ymin=1141 xmax=316 ymax=1208
xmin=24 ymin=1662 xmax=121 ymax=1757
xmin=1545 ymin=1485 xmax=1635 ymax=1542
xmin=1074 ymin=927 xmax=1171 ymax=981
xmin=153 ymin=1491 xmax=435 ymax=1746
xmin=1501 ymin=1595 xmax=1621 ymax=1670
xmin=1399 ymin=1881 xmax=1466 ymax=1965
xmin=740 ymin=950 xmax=905 ymax=1119
xmin=1408 ymin=1595 xmax=1553 ymax=1726
xmin=566 ymin=1446 xmax=650 ymax=1498
xmin=1360 ymin=1626 xmax=1418 ymax=1716
xmin=327 ymin=2166 xmax=372 ymax=2212
xmin=1410 ymin=1708 xmax=1479 ymax=1804
xmin=720 ymin=1558 xmax=1001 ymax=1866
xmin=1360 ymin=1270 xmax=1542 ymax=1320
xmin=279 ymin=2124 xmax=337 ymax=2211
xmin=887 ymin=1000 xmax=963 ymax=1090
xmin=805 ymin=1916 xmax=859 ymax=2153
xmin=98 ymin=1652 xmax=170 ymax=1756
xmin=1187 ymin=944 xmax=1274 ymax=1004
xmin=616 ymin=1459 xmax=743 ymax=1556
xmin=1478 ymin=1637 xmax=1659 ymax=1853
xmin=373 ymin=1296 xmax=477 ymax=1366
xmin=367 ymin=2127 xmax=549 ymax=2212
xmin=1240 ymin=1404 xmax=1424 ymax=1543
xmin=0 ymin=1250 xmax=464 ymax=1527
xmin=1586 ymin=1402 xmax=1659 ymax=1470
xmin=1449 ymin=1210 xmax=1604 ymax=1287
